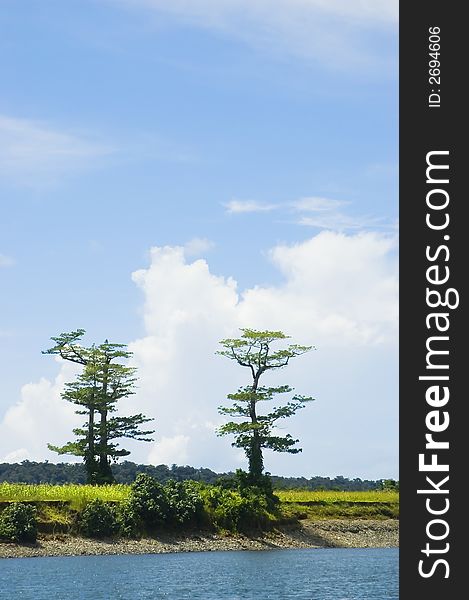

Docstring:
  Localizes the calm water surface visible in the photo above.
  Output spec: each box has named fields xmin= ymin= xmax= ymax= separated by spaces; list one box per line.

xmin=0 ymin=547 xmax=398 ymax=599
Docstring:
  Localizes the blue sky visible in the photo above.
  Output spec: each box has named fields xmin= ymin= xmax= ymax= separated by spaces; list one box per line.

xmin=0 ymin=1 xmax=398 ymax=479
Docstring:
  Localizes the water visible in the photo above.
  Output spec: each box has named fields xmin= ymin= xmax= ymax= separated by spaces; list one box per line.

xmin=0 ymin=548 xmax=398 ymax=599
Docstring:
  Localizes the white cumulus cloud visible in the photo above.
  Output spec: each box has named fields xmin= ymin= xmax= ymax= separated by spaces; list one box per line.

xmin=0 ymin=232 xmax=398 ymax=478
xmin=128 ymin=233 xmax=398 ymax=477
xmin=0 ymin=361 xmax=82 ymax=463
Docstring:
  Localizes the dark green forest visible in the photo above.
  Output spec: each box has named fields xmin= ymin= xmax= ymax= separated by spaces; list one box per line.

xmin=0 ymin=461 xmax=393 ymax=491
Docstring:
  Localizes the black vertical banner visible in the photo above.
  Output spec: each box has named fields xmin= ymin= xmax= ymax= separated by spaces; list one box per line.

xmin=400 ymin=2 xmax=465 ymax=597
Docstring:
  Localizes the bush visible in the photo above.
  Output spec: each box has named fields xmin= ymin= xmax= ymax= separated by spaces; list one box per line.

xmin=381 ymin=479 xmax=400 ymax=492
xmin=73 ymin=473 xmax=275 ymax=538
xmin=0 ymin=503 xmax=37 ymax=543
xmin=216 ymin=469 xmax=279 ymax=511
xmin=117 ymin=499 xmax=140 ymax=538
xmin=165 ymin=480 xmax=205 ymax=526
xmin=242 ymin=469 xmax=276 ymax=495
xmin=214 ymin=474 xmax=238 ymax=490
xmin=128 ymin=473 xmax=170 ymax=529
xmin=202 ymin=486 xmax=270 ymax=532
xmin=127 ymin=475 xmax=206 ymax=530
xmin=79 ymin=499 xmax=119 ymax=538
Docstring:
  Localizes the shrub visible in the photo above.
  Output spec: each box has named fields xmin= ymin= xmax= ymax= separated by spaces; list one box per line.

xmin=239 ymin=488 xmax=271 ymax=524
xmin=202 ymin=487 xmax=240 ymax=530
xmin=214 ymin=474 xmax=238 ymax=490
xmin=165 ymin=480 xmax=205 ymax=527
xmin=0 ymin=503 xmax=37 ymax=543
xmin=381 ymin=479 xmax=400 ymax=492
xmin=202 ymin=486 xmax=270 ymax=532
xmin=117 ymin=499 xmax=140 ymax=538
xmin=78 ymin=499 xmax=119 ymax=538
xmin=241 ymin=469 xmax=277 ymax=495
xmin=128 ymin=473 xmax=169 ymax=529
xmin=216 ymin=469 xmax=279 ymax=511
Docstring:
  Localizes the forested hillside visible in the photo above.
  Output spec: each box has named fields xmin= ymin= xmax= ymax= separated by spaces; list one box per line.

xmin=0 ymin=461 xmax=393 ymax=491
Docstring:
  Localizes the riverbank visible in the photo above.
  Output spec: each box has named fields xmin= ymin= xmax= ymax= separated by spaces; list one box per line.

xmin=0 ymin=519 xmax=398 ymax=559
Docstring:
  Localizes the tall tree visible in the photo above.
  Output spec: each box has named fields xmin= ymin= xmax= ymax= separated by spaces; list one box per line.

xmin=44 ymin=330 xmax=154 ymax=484
xmin=217 ymin=329 xmax=313 ymax=483
xmin=43 ymin=330 xmax=98 ymax=479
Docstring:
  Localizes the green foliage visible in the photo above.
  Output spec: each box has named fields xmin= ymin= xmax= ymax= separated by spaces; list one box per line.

xmin=216 ymin=469 xmax=278 ymax=510
xmin=37 ymin=503 xmax=74 ymax=533
xmin=217 ymin=329 xmax=313 ymax=481
xmin=116 ymin=499 xmax=140 ymax=538
xmin=380 ymin=479 xmax=400 ymax=492
xmin=122 ymin=473 xmax=272 ymax=534
xmin=204 ymin=469 xmax=277 ymax=531
xmin=201 ymin=486 xmax=270 ymax=531
xmin=78 ymin=499 xmax=119 ymax=538
xmin=0 ymin=485 xmax=399 ymax=542
xmin=127 ymin=474 xmax=205 ymax=531
xmin=128 ymin=473 xmax=169 ymax=529
xmin=217 ymin=329 xmax=312 ymax=368
xmin=238 ymin=470 xmax=278 ymax=507
xmin=0 ymin=461 xmax=391 ymax=491
xmin=0 ymin=503 xmax=37 ymax=543
xmin=164 ymin=480 xmax=205 ymax=526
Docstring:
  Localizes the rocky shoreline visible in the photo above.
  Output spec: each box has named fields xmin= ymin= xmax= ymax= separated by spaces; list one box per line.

xmin=0 ymin=519 xmax=398 ymax=559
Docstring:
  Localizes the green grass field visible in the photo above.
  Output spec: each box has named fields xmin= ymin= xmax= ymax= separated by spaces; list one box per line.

xmin=275 ymin=490 xmax=398 ymax=504
xmin=0 ymin=483 xmax=129 ymax=511
xmin=0 ymin=483 xmax=399 ymax=521
xmin=275 ymin=489 xmax=399 ymax=520
xmin=0 ymin=484 xmax=398 ymax=504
